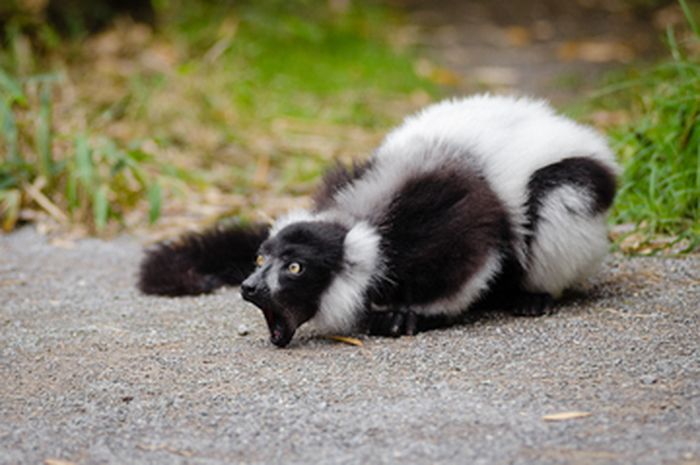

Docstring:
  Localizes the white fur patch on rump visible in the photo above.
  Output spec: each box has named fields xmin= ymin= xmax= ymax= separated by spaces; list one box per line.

xmin=524 ymin=185 xmax=610 ymax=297
xmin=312 ymin=222 xmax=384 ymax=333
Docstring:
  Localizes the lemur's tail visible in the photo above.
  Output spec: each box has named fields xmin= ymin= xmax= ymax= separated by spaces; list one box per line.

xmin=138 ymin=222 xmax=270 ymax=296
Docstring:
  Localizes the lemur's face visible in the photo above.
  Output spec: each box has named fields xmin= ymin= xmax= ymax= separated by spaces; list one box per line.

xmin=240 ymin=221 xmax=347 ymax=347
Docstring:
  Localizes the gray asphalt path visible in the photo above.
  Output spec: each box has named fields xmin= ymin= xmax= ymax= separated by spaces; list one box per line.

xmin=1 ymin=227 xmax=698 ymax=465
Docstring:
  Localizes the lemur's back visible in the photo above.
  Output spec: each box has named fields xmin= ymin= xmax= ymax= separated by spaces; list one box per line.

xmin=378 ymin=95 xmax=618 ymax=222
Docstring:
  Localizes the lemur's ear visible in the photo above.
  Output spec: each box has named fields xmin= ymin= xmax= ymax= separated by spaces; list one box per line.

xmin=344 ymin=222 xmax=382 ymax=275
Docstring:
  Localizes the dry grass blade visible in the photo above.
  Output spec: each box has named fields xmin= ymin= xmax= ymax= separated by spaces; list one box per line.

xmin=136 ymin=443 xmax=194 ymax=457
xmin=23 ymin=180 xmax=69 ymax=224
xmin=324 ymin=335 xmax=364 ymax=347
xmin=44 ymin=459 xmax=77 ymax=465
xmin=542 ymin=411 xmax=592 ymax=421
xmin=0 ymin=189 xmax=21 ymax=231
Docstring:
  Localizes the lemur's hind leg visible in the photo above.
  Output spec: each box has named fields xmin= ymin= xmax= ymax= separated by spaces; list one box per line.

xmin=472 ymin=264 xmax=555 ymax=317
xmin=522 ymin=156 xmax=616 ymax=298
xmin=474 ymin=157 xmax=615 ymax=318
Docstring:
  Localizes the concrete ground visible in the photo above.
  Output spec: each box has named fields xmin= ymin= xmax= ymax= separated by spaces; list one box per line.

xmin=1 ymin=227 xmax=698 ymax=465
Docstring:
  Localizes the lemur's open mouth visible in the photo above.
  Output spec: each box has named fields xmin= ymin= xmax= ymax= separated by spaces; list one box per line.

xmin=260 ymin=306 xmax=297 ymax=347
xmin=240 ymin=281 xmax=298 ymax=347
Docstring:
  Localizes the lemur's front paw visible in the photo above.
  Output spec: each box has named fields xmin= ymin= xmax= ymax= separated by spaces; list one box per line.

xmin=509 ymin=292 xmax=554 ymax=317
xmin=368 ymin=309 xmax=418 ymax=337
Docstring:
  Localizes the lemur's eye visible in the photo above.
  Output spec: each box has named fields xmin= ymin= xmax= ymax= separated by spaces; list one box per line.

xmin=255 ymin=255 xmax=265 ymax=267
xmin=287 ymin=262 xmax=303 ymax=274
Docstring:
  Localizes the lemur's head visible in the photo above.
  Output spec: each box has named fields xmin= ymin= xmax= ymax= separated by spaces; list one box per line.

xmin=240 ymin=221 xmax=348 ymax=347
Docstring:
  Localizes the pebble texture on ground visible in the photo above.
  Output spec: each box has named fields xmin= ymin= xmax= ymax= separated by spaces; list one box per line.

xmin=1 ymin=227 xmax=698 ymax=465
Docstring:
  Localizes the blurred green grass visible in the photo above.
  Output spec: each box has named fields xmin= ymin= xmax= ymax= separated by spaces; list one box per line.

xmin=1 ymin=0 xmax=698 ymax=253
xmin=0 ymin=0 xmax=437 ymax=234
xmin=586 ymin=0 xmax=700 ymax=253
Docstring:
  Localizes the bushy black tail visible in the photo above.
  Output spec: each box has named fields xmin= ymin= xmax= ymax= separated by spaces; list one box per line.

xmin=138 ymin=222 xmax=270 ymax=296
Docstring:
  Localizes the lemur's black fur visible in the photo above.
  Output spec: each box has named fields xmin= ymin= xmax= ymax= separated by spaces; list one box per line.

xmin=139 ymin=223 xmax=269 ymax=296
xmin=372 ymin=168 xmax=508 ymax=307
xmin=312 ymin=159 xmax=375 ymax=212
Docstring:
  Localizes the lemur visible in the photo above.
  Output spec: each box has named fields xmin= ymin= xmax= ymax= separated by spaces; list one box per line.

xmin=139 ymin=95 xmax=618 ymax=347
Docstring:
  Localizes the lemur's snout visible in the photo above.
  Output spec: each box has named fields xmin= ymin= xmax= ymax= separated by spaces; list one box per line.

xmin=241 ymin=273 xmax=268 ymax=302
xmin=240 ymin=279 xmax=257 ymax=299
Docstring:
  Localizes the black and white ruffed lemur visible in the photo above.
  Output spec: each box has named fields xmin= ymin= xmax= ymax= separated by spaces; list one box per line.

xmin=139 ymin=95 xmax=619 ymax=347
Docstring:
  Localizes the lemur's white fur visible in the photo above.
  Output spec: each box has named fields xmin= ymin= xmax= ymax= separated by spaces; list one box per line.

xmin=315 ymin=222 xmax=384 ymax=332
xmin=270 ymin=94 xmax=619 ymax=333
xmin=524 ymin=186 xmax=610 ymax=296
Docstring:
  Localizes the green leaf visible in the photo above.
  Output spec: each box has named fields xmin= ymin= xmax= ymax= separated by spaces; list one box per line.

xmin=0 ymin=69 xmax=27 ymax=106
xmin=75 ymin=134 xmax=94 ymax=188
xmin=1 ymin=100 xmax=21 ymax=163
xmin=110 ymin=158 xmax=127 ymax=176
xmin=147 ymin=181 xmax=162 ymax=224
xmin=126 ymin=161 xmax=149 ymax=188
xmin=92 ymin=184 xmax=109 ymax=231
xmin=679 ymin=0 xmax=699 ymax=38
xmin=126 ymin=148 xmax=154 ymax=163
xmin=66 ymin=168 xmax=78 ymax=212
xmin=37 ymin=82 xmax=54 ymax=179
xmin=0 ymin=189 xmax=21 ymax=232
xmin=0 ymin=171 xmax=18 ymax=190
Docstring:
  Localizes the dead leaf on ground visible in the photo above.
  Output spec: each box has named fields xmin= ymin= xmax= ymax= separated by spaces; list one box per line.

xmin=413 ymin=59 xmax=462 ymax=86
xmin=136 ymin=443 xmax=193 ymax=457
xmin=614 ymin=230 xmax=693 ymax=255
xmin=543 ymin=411 xmax=592 ymax=421
xmin=557 ymin=41 xmax=635 ymax=63
xmin=45 ymin=459 xmax=77 ymax=465
xmin=324 ymin=335 xmax=364 ymax=347
xmin=504 ymin=26 xmax=532 ymax=47
xmin=588 ymin=110 xmax=630 ymax=129
xmin=473 ymin=66 xmax=519 ymax=87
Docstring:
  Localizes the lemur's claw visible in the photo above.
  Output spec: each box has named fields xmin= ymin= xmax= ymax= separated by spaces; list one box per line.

xmin=369 ymin=309 xmax=417 ymax=337
xmin=510 ymin=292 xmax=554 ymax=317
